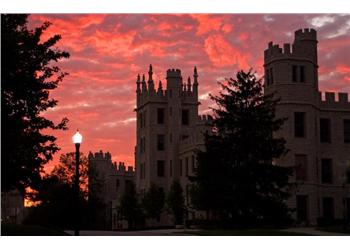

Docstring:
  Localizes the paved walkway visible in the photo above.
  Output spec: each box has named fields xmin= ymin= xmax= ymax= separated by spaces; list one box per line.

xmin=65 ymin=229 xmax=195 ymax=236
xmin=282 ymin=227 xmax=349 ymax=236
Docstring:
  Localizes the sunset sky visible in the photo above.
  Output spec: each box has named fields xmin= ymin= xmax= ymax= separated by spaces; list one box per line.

xmin=28 ymin=14 xmax=350 ymax=170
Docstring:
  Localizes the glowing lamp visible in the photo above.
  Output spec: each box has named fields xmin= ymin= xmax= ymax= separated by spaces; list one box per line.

xmin=73 ymin=130 xmax=83 ymax=144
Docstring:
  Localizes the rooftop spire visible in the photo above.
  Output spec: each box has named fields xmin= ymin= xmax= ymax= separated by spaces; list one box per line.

xmin=136 ymin=74 xmax=141 ymax=93
xmin=187 ymin=76 xmax=192 ymax=92
xmin=142 ymin=74 xmax=147 ymax=92
xmin=157 ymin=80 xmax=163 ymax=93
xmin=193 ymin=66 xmax=198 ymax=85
xmin=148 ymin=64 xmax=155 ymax=91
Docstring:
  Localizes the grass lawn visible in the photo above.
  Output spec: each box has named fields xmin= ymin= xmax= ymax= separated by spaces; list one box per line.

xmin=181 ymin=229 xmax=312 ymax=236
xmin=2 ymin=224 xmax=69 ymax=236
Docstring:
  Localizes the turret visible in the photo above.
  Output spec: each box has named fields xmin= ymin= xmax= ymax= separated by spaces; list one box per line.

xmin=141 ymin=74 xmax=147 ymax=93
xmin=157 ymin=80 xmax=163 ymax=94
xmin=148 ymin=64 xmax=155 ymax=93
xmin=193 ymin=66 xmax=198 ymax=95
xmin=187 ymin=77 xmax=192 ymax=92
xmin=166 ymin=69 xmax=182 ymax=97
xmin=136 ymin=74 xmax=141 ymax=94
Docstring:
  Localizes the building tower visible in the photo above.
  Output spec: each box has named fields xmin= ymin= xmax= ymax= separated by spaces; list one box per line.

xmin=264 ymin=28 xmax=350 ymax=225
xmin=135 ymin=65 xmax=200 ymax=195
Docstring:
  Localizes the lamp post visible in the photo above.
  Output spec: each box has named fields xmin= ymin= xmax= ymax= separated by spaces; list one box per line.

xmin=73 ymin=130 xmax=82 ymax=236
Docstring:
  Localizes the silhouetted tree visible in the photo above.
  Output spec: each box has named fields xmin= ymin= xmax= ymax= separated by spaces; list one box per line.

xmin=190 ymin=69 xmax=292 ymax=227
xmin=1 ymin=14 xmax=69 ymax=193
xmin=118 ymin=181 xmax=142 ymax=229
xmin=24 ymin=153 xmax=90 ymax=229
xmin=142 ymin=183 xmax=165 ymax=221
xmin=51 ymin=152 xmax=88 ymax=197
xmin=166 ymin=180 xmax=185 ymax=225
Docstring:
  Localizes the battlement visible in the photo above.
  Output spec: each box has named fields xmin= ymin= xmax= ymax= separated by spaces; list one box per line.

xmin=264 ymin=28 xmax=317 ymax=63
xmin=198 ymin=114 xmax=213 ymax=122
xmin=88 ymin=150 xmax=111 ymax=160
xmin=89 ymin=150 xmax=135 ymax=175
xmin=295 ymin=28 xmax=317 ymax=41
xmin=318 ymin=91 xmax=350 ymax=109
xmin=166 ymin=68 xmax=182 ymax=78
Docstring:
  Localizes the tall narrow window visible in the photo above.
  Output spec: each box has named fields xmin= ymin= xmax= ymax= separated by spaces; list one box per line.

xmin=157 ymin=134 xmax=165 ymax=151
xmin=169 ymin=107 xmax=172 ymax=116
xmin=323 ymin=197 xmax=334 ymax=219
xmin=270 ymin=68 xmax=274 ymax=84
xmin=185 ymin=157 xmax=189 ymax=176
xmin=294 ymin=112 xmax=306 ymax=138
xmin=157 ymin=161 xmax=165 ymax=177
xmin=300 ymin=66 xmax=305 ymax=82
xmin=169 ymin=160 xmax=173 ymax=177
xmin=169 ymin=133 xmax=172 ymax=143
xmin=295 ymin=154 xmax=308 ymax=181
xmin=292 ymin=65 xmax=298 ymax=82
xmin=296 ymin=195 xmax=308 ymax=222
xmin=265 ymin=69 xmax=270 ymax=86
xmin=321 ymin=158 xmax=333 ymax=184
xmin=191 ymin=155 xmax=195 ymax=173
xmin=116 ymin=179 xmax=120 ymax=191
xmin=344 ymin=119 xmax=350 ymax=143
xmin=157 ymin=108 xmax=164 ymax=124
xmin=180 ymin=159 xmax=183 ymax=176
xmin=182 ymin=109 xmax=189 ymax=125
xmin=320 ymin=118 xmax=331 ymax=143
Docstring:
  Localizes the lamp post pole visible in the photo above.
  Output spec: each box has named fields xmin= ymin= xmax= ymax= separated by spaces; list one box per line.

xmin=73 ymin=130 xmax=82 ymax=236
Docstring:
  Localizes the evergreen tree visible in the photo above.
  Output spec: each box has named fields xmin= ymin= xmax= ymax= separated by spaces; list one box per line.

xmin=142 ymin=183 xmax=165 ymax=221
xmin=1 ymin=14 xmax=69 ymax=193
xmin=166 ymin=180 xmax=185 ymax=225
xmin=118 ymin=181 xmax=142 ymax=229
xmin=191 ymin=69 xmax=292 ymax=227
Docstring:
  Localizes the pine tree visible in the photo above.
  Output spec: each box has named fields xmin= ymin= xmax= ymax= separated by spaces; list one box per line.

xmin=166 ymin=180 xmax=185 ymax=225
xmin=2 ymin=14 xmax=69 ymax=192
xmin=191 ymin=69 xmax=292 ymax=227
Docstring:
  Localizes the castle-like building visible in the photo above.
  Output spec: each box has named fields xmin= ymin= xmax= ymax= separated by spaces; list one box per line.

xmin=135 ymin=65 xmax=211 ymax=221
xmin=88 ymin=28 xmax=349 ymax=229
xmin=88 ymin=151 xmax=135 ymax=230
xmin=264 ymin=28 xmax=350 ymax=225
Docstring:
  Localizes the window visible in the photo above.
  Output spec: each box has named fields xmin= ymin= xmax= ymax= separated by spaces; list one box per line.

xmin=169 ymin=160 xmax=172 ymax=177
xmin=294 ymin=112 xmax=306 ymax=138
xmin=169 ymin=90 xmax=172 ymax=98
xmin=140 ymin=137 xmax=146 ymax=153
xmin=292 ymin=65 xmax=298 ymax=82
xmin=265 ymin=69 xmax=270 ymax=85
xmin=116 ymin=179 xmax=120 ymax=191
xmin=296 ymin=195 xmax=308 ymax=222
xmin=191 ymin=155 xmax=195 ymax=173
xmin=185 ymin=157 xmax=189 ymax=176
xmin=180 ymin=159 xmax=183 ymax=176
xmin=300 ymin=66 xmax=305 ymax=82
xmin=181 ymin=134 xmax=189 ymax=140
xmin=140 ymin=163 xmax=146 ymax=179
xmin=269 ymin=68 xmax=274 ymax=84
xmin=140 ymin=111 xmax=146 ymax=128
xmin=169 ymin=107 xmax=172 ymax=116
xmin=321 ymin=158 xmax=333 ymax=184
xmin=182 ymin=109 xmax=189 ymax=125
xmin=323 ymin=197 xmax=334 ymax=219
xmin=344 ymin=119 xmax=350 ymax=143
xmin=157 ymin=161 xmax=165 ymax=177
xmin=295 ymin=154 xmax=308 ymax=181
xmin=169 ymin=133 xmax=172 ymax=143
xmin=157 ymin=108 xmax=164 ymax=124
xmin=157 ymin=134 xmax=165 ymax=151
xmin=125 ymin=180 xmax=133 ymax=190
xmin=320 ymin=118 xmax=331 ymax=143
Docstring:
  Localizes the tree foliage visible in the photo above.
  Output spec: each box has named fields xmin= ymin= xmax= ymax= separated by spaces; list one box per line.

xmin=142 ymin=183 xmax=165 ymax=221
xmin=166 ymin=179 xmax=185 ymax=225
xmin=1 ymin=14 xmax=69 ymax=192
xmin=118 ymin=181 xmax=142 ymax=229
xmin=191 ymin=69 xmax=292 ymax=227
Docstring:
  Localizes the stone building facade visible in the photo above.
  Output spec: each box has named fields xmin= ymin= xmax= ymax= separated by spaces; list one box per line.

xmin=134 ymin=65 xmax=211 ymax=221
xmin=88 ymin=151 xmax=135 ymax=230
xmin=264 ymin=28 xmax=350 ymax=225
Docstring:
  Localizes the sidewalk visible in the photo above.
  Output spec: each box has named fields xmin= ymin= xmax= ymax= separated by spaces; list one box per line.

xmin=282 ymin=227 xmax=349 ymax=236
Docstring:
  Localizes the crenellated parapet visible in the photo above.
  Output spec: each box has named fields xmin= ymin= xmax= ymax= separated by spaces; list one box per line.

xmin=318 ymin=91 xmax=350 ymax=110
xmin=198 ymin=114 xmax=213 ymax=124
xmin=264 ymin=28 xmax=318 ymax=65
xmin=136 ymin=65 xmax=199 ymax=108
xmin=88 ymin=150 xmax=135 ymax=176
